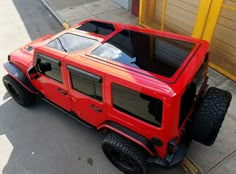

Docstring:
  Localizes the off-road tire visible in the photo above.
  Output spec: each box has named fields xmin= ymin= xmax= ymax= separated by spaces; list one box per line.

xmin=3 ymin=74 xmax=35 ymax=106
xmin=191 ymin=87 xmax=232 ymax=146
xmin=102 ymin=133 xmax=147 ymax=174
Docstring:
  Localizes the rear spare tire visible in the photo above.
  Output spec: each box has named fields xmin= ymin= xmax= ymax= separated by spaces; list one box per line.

xmin=3 ymin=74 xmax=35 ymax=106
xmin=191 ymin=87 xmax=232 ymax=146
xmin=102 ymin=133 xmax=147 ymax=174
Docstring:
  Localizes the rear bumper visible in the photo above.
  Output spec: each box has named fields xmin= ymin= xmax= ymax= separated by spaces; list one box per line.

xmin=146 ymin=139 xmax=191 ymax=168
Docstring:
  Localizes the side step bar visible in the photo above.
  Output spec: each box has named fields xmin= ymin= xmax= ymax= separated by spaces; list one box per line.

xmin=42 ymin=97 xmax=94 ymax=129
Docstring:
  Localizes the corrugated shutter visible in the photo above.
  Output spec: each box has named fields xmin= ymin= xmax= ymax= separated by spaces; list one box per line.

xmin=209 ymin=0 xmax=236 ymax=80
xmin=154 ymin=0 xmax=199 ymax=36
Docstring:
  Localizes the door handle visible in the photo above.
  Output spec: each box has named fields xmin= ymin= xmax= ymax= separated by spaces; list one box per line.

xmin=90 ymin=104 xmax=102 ymax=112
xmin=57 ymin=88 xmax=67 ymax=95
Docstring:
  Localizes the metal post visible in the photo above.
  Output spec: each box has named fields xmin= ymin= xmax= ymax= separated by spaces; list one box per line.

xmin=161 ymin=0 xmax=167 ymax=31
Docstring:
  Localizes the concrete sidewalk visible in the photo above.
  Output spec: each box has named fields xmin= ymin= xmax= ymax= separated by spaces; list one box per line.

xmin=41 ymin=0 xmax=137 ymax=27
xmin=41 ymin=0 xmax=236 ymax=174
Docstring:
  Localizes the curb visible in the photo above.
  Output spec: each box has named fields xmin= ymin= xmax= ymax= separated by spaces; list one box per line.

xmin=183 ymin=156 xmax=204 ymax=174
xmin=41 ymin=0 xmax=70 ymax=29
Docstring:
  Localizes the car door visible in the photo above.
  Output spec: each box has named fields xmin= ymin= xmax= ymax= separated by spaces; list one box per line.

xmin=34 ymin=49 xmax=71 ymax=111
xmin=66 ymin=64 xmax=105 ymax=126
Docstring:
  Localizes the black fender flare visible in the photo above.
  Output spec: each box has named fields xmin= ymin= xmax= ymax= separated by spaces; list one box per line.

xmin=98 ymin=121 xmax=158 ymax=155
xmin=3 ymin=62 xmax=38 ymax=94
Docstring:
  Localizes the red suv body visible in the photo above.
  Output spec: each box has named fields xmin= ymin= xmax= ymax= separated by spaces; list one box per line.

xmin=3 ymin=19 xmax=232 ymax=174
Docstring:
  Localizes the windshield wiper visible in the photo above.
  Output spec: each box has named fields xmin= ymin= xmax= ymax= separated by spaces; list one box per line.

xmin=57 ymin=38 xmax=68 ymax=52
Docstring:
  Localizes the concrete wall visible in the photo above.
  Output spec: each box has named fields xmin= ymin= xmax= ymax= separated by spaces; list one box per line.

xmin=112 ymin=0 xmax=131 ymax=10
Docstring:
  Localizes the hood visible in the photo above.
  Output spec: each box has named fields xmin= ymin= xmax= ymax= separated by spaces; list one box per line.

xmin=9 ymin=34 xmax=53 ymax=68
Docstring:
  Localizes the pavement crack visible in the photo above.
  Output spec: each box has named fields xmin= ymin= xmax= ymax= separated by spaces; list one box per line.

xmin=206 ymin=149 xmax=236 ymax=174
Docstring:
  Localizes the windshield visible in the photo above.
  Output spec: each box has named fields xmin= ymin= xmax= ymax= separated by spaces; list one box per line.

xmin=47 ymin=33 xmax=98 ymax=53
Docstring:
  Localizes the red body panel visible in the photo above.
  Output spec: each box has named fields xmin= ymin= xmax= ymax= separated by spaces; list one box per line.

xmin=6 ymin=19 xmax=209 ymax=159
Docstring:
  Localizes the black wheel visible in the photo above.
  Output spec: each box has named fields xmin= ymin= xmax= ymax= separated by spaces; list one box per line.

xmin=3 ymin=74 xmax=35 ymax=106
xmin=102 ymin=133 xmax=147 ymax=174
xmin=191 ymin=87 xmax=232 ymax=146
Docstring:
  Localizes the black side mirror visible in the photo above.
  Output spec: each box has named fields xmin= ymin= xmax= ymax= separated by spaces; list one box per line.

xmin=28 ymin=66 xmax=39 ymax=80
xmin=39 ymin=62 xmax=52 ymax=72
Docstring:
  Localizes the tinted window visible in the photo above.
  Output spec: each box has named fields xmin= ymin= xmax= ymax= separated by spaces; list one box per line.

xmin=112 ymin=84 xmax=162 ymax=126
xmin=77 ymin=21 xmax=115 ymax=35
xmin=36 ymin=53 xmax=62 ymax=83
xmin=92 ymin=30 xmax=195 ymax=77
xmin=67 ymin=65 xmax=102 ymax=101
xmin=179 ymin=83 xmax=196 ymax=127
xmin=47 ymin=33 xmax=98 ymax=52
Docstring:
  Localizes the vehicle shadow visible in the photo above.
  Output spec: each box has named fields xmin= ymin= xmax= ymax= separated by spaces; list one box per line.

xmin=0 ymin=98 xmax=186 ymax=174
xmin=0 ymin=98 xmax=106 ymax=174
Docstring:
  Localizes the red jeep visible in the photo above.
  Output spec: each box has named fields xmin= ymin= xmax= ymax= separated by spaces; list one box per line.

xmin=3 ymin=19 xmax=232 ymax=174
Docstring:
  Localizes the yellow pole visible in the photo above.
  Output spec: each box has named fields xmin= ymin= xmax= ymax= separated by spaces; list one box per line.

xmin=192 ymin=0 xmax=224 ymax=43
xmin=209 ymin=62 xmax=236 ymax=81
xmin=161 ymin=0 xmax=167 ymax=31
xmin=192 ymin=0 xmax=212 ymax=39
xmin=149 ymin=0 xmax=156 ymax=23
xmin=201 ymin=0 xmax=224 ymax=42
xmin=139 ymin=0 xmax=145 ymax=25
xmin=139 ymin=0 xmax=156 ymax=28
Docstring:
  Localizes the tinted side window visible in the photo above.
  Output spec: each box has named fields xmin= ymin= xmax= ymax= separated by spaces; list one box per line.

xmin=179 ymin=83 xmax=196 ymax=127
xmin=47 ymin=33 xmax=98 ymax=53
xmin=36 ymin=53 xmax=62 ymax=83
xmin=112 ymin=84 xmax=162 ymax=127
xmin=67 ymin=65 xmax=102 ymax=101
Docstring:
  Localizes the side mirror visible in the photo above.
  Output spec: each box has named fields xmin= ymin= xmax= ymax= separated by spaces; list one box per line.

xmin=27 ymin=66 xmax=39 ymax=80
xmin=39 ymin=62 xmax=52 ymax=72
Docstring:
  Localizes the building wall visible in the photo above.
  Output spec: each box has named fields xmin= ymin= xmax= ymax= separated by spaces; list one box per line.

xmin=210 ymin=0 xmax=236 ymax=79
xmin=154 ymin=0 xmax=199 ymax=36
